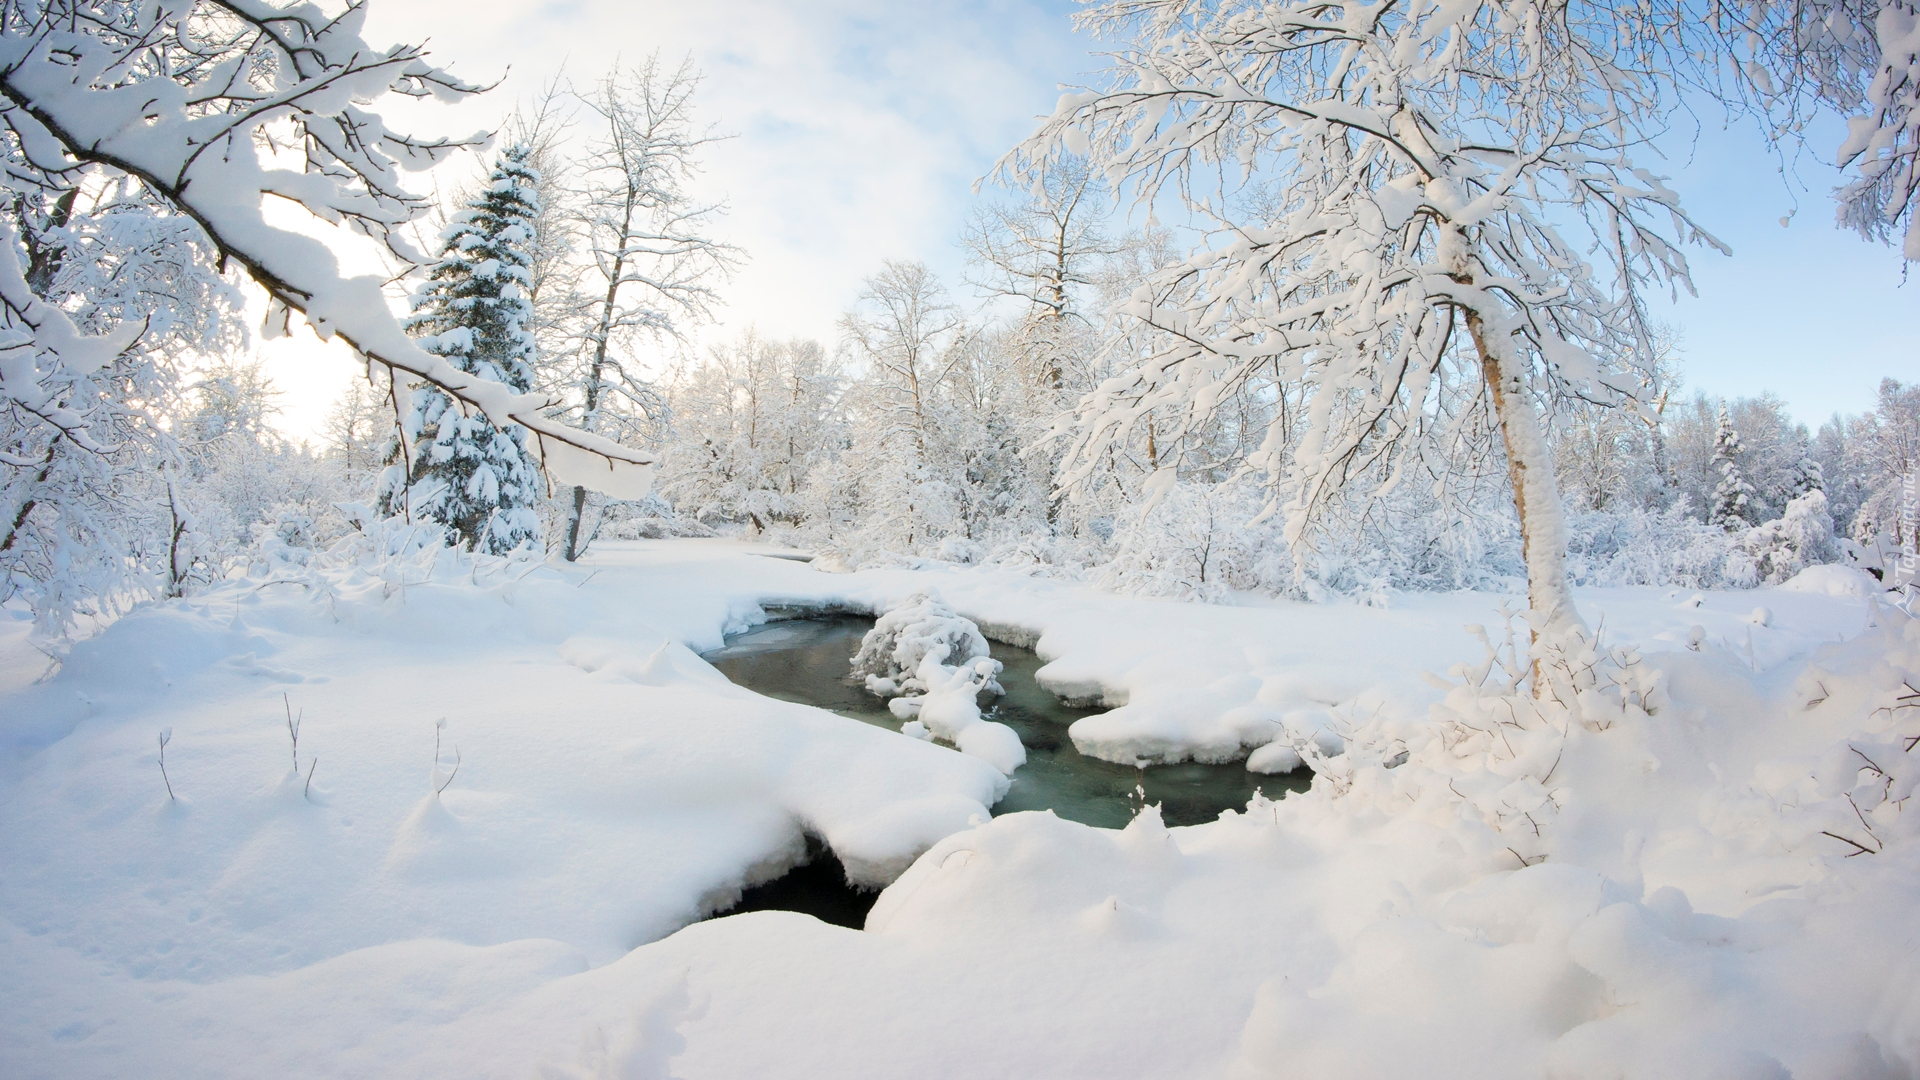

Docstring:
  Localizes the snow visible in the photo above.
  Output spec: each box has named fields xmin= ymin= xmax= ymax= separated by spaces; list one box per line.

xmin=891 ymin=656 xmax=1028 ymax=776
xmin=857 ymin=592 xmax=1025 ymax=774
xmin=1 ymin=539 xmax=1914 ymax=1078
xmin=0 ymin=4 xmax=658 ymax=498
xmin=1780 ymin=563 xmax=1884 ymax=598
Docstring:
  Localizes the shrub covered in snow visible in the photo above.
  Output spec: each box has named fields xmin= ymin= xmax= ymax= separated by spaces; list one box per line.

xmin=851 ymin=592 xmax=998 ymax=697
xmin=1303 ymin=612 xmax=1667 ymax=867
xmin=1092 ymin=482 xmax=1291 ymax=602
xmin=853 ymin=592 xmax=1024 ymax=774
xmin=1739 ymin=490 xmax=1840 ymax=586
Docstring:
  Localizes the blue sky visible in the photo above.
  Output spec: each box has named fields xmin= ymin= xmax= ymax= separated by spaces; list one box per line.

xmin=1646 ymin=114 xmax=1915 ymax=423
xmin=259 ymin=0 xmax=1914 ymax=440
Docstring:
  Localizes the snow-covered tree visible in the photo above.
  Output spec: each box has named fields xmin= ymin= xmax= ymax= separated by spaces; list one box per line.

xmin=963 ymin=159 xmax=1116 ymax=393
xmin=1848 ymin=377 xmax=1920 ymax=562
xmin=1788 ymin=454 xmax=1827 ymax=498
xmin=324 ymin=378 xmax=387 ymax=488
xmin=379 ymin=146 xmax=545 ymax=555
xmin=1555 ymin=408 xmax=1662 ymax=514
xmin=1742 ymin=489 xmax=1839 ymax=585
xmin=0 ymin=2 xmax=654 ymax=507
xmin=549 ymin=55 xmax=741 ymax=561
xmin=0 ymin=176 xmax=237 ymax=637
xmin=498 ymin=80 xmax=586 ymax=371
xmin=1705 ymin=1 xmax=1920 ymax=259
xmin=182 ymin=360 xmax=293 ymax=541
xmin=1710 ymin=402 xmax=1758 ymax=530
xmin=658 ymin=333 xmax=840 ymax=532
xmin=1006 ymin=0 xmax=1722 ymax=638
xmin=838 ymin=261 xmax=972 ymax=553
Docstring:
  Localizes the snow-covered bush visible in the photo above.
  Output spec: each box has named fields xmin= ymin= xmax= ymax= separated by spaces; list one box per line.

xmin=247 ymin=504 xmax=322 ymax=577
xmin=1094 ymin=482 xmax=1290 ymax=602
xmin=851 ymin=592 xmax=997 ymax=697
xmin=1562 ymin=504 xmax=1738 ymax=589
xmin=983 ymin=534 xmax=1099 ymax=582
xmin=1748 ymin=618 xmax=1920 ymax=861
xmin=1740 ymin=490 xmax=1840 ymax=586
xmin=569 ymin=493 xmax=716 ymax=546
xmin=936 ymin=536 xmax=987 ymax=565
xmin=851 ymin=592 xmax=1024 ymax=775
xmin=1308 ymin=613 xmax=1667 ymax=867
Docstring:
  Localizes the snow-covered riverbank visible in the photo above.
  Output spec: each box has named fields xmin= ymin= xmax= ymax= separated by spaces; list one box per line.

xmin=1 ymin=539 xmax=1912 ymax=1078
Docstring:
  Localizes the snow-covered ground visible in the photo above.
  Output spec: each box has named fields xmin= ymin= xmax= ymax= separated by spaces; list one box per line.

xmin=1 ymin=540 xmax=1913 ymax=1078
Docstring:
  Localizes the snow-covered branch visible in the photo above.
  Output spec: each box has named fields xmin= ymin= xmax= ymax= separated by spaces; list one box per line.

xmin=0 ymin=0 xmax=655 ymax=496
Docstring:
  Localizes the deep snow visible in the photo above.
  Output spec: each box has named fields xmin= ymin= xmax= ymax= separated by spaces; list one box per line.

xmin=0 ymin=539 xmax=1913 ymax=1078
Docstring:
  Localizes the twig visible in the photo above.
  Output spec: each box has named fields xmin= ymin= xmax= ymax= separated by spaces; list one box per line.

xmin=1820 ymin=830 xmax=1877 ymax=857
xmin=1805 ymin=680 xmax=1829 ymax=710
xmin=284 ymin=692 xmax=302 ymax=770
xmin=436 ymin=745 xmax=461 ymax=795
xmin=158 ymin=729 xmax=175 ymax=801
xmin=434 ymin=718 xmax=460 ymax=794
xmin=1846 ymin=793 xmax=1882 ymax=846
xmin=304 ymin=756 xmax=318 ymax=800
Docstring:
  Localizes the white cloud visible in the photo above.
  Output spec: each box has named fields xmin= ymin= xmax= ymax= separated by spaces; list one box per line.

xmin=259 ymin=0 xmax=1091 ymax=442
xmin=254 ymin=0 xmax=1913 ymax=446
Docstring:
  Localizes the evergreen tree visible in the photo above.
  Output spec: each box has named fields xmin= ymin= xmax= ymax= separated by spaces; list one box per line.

xmin=379 ymin=145 xmax=546 ymax=554
xmin=1709 ymin=402 xmax=1757 ymax=530
xmin=1788 ymin=454 xmax=1826 ymax=498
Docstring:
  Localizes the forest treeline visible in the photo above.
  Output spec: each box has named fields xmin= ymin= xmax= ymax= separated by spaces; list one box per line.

xmin=2 ymin=3 xmax=1917 ymax=642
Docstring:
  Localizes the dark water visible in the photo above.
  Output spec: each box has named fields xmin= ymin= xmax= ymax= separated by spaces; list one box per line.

xmin=723 ymin=837 xmax=873 ymax=929
xmin=702 ymin=616 xmax=1306 ymax=830
xmin=701 ymin=616 xmax=1310 ymax=927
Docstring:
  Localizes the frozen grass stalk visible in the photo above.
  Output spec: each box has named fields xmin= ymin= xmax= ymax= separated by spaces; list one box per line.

xmin=434 ymin=718 xmax=460 ymax=795
xmin=157 ymin=728 xmax=174 ymax=801
xmin=283 ymin=692 xmax=302 ymax=770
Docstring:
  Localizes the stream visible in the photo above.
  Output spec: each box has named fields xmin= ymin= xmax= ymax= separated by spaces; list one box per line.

xmin=699 ymin=616 xmax=1310 ymax=927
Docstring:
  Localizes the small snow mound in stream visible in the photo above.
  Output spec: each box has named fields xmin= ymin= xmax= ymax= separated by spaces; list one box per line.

xmin=1245 ymin=741 xmax=1303 ymax=774
xmin=859 ymin=594 xmax=1026 ymax=775
xmin=851 ymin=591 xmax=999 ymax=697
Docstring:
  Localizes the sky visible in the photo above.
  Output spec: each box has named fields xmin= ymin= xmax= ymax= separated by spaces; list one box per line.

xmin=255 ymin=0 xmax=1916 ymax=443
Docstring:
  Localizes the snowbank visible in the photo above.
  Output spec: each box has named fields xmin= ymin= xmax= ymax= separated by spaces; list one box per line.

xmin=638 ymin=612 xmax=1919 ymax=1078
xmin=0 ymin=541 xmax=1006 ymax=997
xmin=0 ymin=539 xmax=1907 ymax=1078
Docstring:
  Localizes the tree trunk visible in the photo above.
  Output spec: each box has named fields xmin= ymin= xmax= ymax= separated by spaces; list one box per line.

xmin=1467 ymin=311 xmax=1584 ymax=642
xmin=563 ymin=484 xmax=588 ymax=562
xmin=0 ymin=439 xmax=59 ymax=555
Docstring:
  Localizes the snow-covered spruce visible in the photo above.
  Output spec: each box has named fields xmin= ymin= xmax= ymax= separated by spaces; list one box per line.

xmin=854 ymin=592 xmax=1025 ymax=775
xmin=1710 ymin=401 xmax=1759 ymax=531
xmin=379 ymin=145 xmax=546 ymax=556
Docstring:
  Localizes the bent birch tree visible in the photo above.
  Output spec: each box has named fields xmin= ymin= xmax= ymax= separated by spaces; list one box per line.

xmin=1006 ymin=0 xmax=1725 ymax=637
